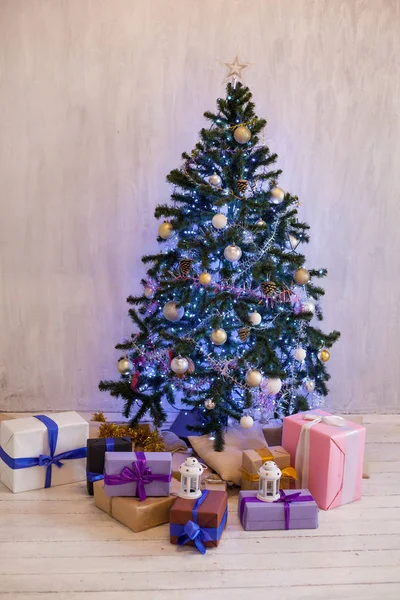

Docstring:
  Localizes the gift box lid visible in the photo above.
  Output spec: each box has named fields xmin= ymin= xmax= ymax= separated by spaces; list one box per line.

xmin=239 ymin=489 xmax=317 ymax=523
xmin=170 ymin=490 xmax=227 ymax=529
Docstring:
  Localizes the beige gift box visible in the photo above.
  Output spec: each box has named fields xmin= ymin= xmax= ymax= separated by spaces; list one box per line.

xmin=93 ymin=479 xmax=178 ymax=533
xmin=241 ymin=446 xmax=293 ymax=491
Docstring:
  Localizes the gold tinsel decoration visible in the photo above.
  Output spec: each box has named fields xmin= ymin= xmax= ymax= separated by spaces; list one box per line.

xmin=92 ymin=411 xmax=106 ymax=422
xmin=179 ymin=258 xmax=193 ymax=276
xmin=237 ymin=179 xmax=248 ymax=194
xmin=262 ymin=281 xmax=277 ymax=296
xmin=238 ymin=327 xmax=250 ymax=342
xmin=92 ymin=414 xmax=165 ymax=452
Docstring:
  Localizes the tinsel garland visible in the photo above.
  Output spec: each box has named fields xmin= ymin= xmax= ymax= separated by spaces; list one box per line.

xmin=91 ymin=412 xmax=165 ymax=451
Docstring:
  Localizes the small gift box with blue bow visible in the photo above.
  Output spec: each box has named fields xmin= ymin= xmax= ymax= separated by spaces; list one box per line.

xmin=86 ymin=437 xmax=132 ymax=495
xmin=170 ymin=490 xmax=228 ymax=554
xmin=0 ymin=411 xmax=88 ymax=493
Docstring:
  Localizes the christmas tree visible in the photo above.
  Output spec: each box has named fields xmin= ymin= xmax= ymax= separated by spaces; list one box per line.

xmin=99 ymin=69 xmax=340 ymax=451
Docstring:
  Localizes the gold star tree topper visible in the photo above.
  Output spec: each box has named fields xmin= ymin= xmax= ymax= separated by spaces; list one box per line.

xmin=224 ymin=56 xmax=251 ymax=83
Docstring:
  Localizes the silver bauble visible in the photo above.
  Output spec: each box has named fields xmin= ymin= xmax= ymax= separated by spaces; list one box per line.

xmin=210 ymin=328 xmax=227 ymax=345
xmin=302 ymin=301 xmax=315 ymax=315
xmin=233 ymin=125 xmax=251 ymax=144
xmin=209 ymin=173 xmax=222 ymax=187
xmin=162 ymin=301 xmax=184 ymax=322
xmin=262 ymin=377 xmax=282 ymax=395
xmin=117 ymin=357 xmax=134 ymax=375
xmin=294 ymin=347 xmax=307 ymax=361
xmin=240 ymin=415 xmax=254 ymax=428
xmin=245 ymin=369 xmax=263 ymax=387
xmin=144 ymin=285 xmax=154 ymax=299
xmin=171 ymin=356 xmax=189 ymax=374
xmin=249 ymin=311 xmax=262 ymax=326
xmin=270 ymin=186 xmax=285 ymax=204
xmin=212 ymin=213 xmax=227 ymax=229
xmin=224 ymin=243 xmax=242 ymax=262
xmin=205 ymin=399 xmax=216 ymax=410
xmin=305 ymin=379 xmax=316 ymax=393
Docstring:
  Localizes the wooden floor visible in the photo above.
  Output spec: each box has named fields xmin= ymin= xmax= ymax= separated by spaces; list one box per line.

xmin=0 ymin=415 xmax=400 ymax=600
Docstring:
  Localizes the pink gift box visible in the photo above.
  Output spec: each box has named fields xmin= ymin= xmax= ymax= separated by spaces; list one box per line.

xmin=282 ymin=409 xmax=365 ymax=510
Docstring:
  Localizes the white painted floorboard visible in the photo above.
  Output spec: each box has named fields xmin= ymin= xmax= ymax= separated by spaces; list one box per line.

xmin=0 ymin=414 xmax=399 ymax=599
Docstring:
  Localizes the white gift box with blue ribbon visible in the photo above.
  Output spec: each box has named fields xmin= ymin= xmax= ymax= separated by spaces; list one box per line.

xmin=0 ymin=411 xmax=88 ymax=493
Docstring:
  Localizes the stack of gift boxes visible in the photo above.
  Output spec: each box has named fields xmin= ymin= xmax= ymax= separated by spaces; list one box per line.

xmin=0 ymin=408 xmax=366 ymax=553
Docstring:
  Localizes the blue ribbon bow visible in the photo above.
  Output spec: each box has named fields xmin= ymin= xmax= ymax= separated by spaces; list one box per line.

xmin=173 ymin=490 xmax=228 ymax=555
xmin=0 ymin=414 xmax=87 ymax=488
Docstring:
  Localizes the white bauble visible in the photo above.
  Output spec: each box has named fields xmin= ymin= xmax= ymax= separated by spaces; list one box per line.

xmin=245 ymin=369 xmax=263 ymax=387
xmin=212 ymin=213 xmax=227 ymax=229
xmin=240 ymin=415 xmax=254 ymax=428
xmin=271 ymin=186 xmax=285 ymax=204
xmin=170 ymin=356 xmax=189 ymax=374
xmin=117 ymin=357 xmax=134 ymax=375
xmin=249 ymin=312 xmax=262 ymax=326
xmin=158 ymin=222 xmax=173 ymax=239
xmin=262 ymin=377 xmax=282 ymax=395
xmin=294 ymin=347 xmax=307 ymax=361
xmin=210 ymin=328 xmax=227 ymax=345
xmin=162 ymin=301 xmax=184 ymax=322
xmin=144 ymin=285 xmax=154 ymax=299
xmin=224 ymin=244 xmax=242 ymax=262
xmin=256 ymin=218 xmax=266 ymax=226
xmin=302 ymin=301 xmax=315 ymax=315
xmin=209 ymin=173 xmax=222 ymax=187
xmin=305 ymin=379 xmax=316 ymax=393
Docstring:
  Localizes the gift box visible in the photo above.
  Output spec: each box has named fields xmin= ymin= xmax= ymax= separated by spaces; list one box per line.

xmin=261 ymin=419 xmax=283 ymax=446
xmin=170 ymin=490 xmax=228 ymax=554
xmin=203 ymin=474 xmax=227 ymax=492
xmin=241 ymin=447 xmax=296 ymax=491
xmin=0 ymin=412 xmax=88 ymax=493
xmin=104 ymin=451 xmax=172 ymax=499
xmin=93 ymin=480 xmax=176 ymax=532
xmin=86 ymin=437 xmax=132 ymax=495
xmin=282 ymin=409 xmax=366 ymax=510
xmin=239 ymin=489 xmax=318 ymax=531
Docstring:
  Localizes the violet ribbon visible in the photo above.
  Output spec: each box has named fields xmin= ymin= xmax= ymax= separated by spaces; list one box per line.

xmin=239 ymin=490 xmax=314 ymax=530
xmin=103 ymin=451 xmax=171 ymax=501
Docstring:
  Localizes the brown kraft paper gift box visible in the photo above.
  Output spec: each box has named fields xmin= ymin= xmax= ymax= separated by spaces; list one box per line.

xmin=170 ymin=490 xmax=227 ymax=548
xmin=93 ymin=480 xmax=176 ymax=533
xmin=241 ymin=446 xmax=294 ymax=490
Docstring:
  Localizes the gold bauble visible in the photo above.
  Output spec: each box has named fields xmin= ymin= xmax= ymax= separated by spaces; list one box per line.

xmin=319 ymin=349 xmax=330 ymax=363
xmin=294 ymin=267 xmax=311 ymax=285
xmin=271 ymin=186 xmax=285 ymax=204
xmin=158 ymin=222 xmax=173 ymax=239
xmin=199 ymin=271 xmax=212 ymax=285
xmin=245 ymin=369 xmax=263 ymax=387
xmin=233 ymin=125 xmax=251 ymax=144
xmin=117 ymin=357 xmax=134 ymax=374
xmin=210 ymin=328 xmax=227 ymax=345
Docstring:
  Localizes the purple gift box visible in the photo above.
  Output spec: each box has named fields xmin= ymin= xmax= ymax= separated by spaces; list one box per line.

xmin=238 ymin=489 xmax=318 ymax=531
xmin=104 ymin=451 xmax=172 ymax=500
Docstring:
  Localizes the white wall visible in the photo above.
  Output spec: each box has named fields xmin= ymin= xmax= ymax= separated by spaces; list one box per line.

xmin=0 ymin=0 xmax=399 ymax=414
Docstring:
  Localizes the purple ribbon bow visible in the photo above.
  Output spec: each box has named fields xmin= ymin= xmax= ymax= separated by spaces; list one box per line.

xmin=103 ymin=451 xmax=171 ymax=501
xmin=239 ymin=490 xmax=314 ymax=530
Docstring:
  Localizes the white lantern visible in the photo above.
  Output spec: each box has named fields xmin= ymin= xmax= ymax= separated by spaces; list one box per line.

xmin=257 ymin=461 xmax=282 ymax=503
xmin=178 ymin=457 xmax=205 ymax=500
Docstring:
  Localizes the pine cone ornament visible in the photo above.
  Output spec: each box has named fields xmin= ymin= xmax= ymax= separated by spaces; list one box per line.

xmin=179 ymin=259 xmax=193 ymax=276
xmin=237 ymin=179 xmax=248 ymax=194
xmin=238 ymin=327 xmax=250 ymax=342
xmin=262 ymin=281 xmax=277 ymax=296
